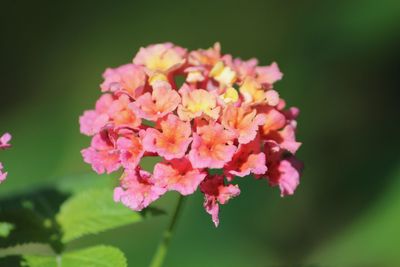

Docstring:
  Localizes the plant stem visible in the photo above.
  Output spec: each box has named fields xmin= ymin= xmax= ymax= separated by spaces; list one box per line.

xmin=149 ymin=195 xmax=185 ymax=267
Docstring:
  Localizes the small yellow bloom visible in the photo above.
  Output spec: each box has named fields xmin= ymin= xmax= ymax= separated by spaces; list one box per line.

xmin=210 ymin=61 xmax=237 ymax=86
xmin=148 ymin=72 xmax=168 ymax=86
xmin=239 ymin=77 xmax=265 ymax=104
xmin=221 ymin=87 xmax=239 ymax=103
xmin=186 ymin=70 xmax=205 ymax=83
xmin=145 ymin=51 xmax=183 ymax=73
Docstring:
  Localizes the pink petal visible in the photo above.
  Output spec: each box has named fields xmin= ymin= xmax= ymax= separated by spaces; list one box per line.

xmin=268 ymin=157 xmax=303 ymax=197
xmin=117 ymin=135 xmax=144 ymax=170
xmin=0 ymin=163 xmax=7 ymax=183
xmin=101 ymin=64 xmax=146 ymax=99
xmin=0 ymin=133 xmax=12 ymax=149
xmin=114 ymin=169 xmax=166 ymax=211
xmin=256 ymin=62 xmax=283 ymax=85
xmin=79 ymin=111 xmax=109 ymax=136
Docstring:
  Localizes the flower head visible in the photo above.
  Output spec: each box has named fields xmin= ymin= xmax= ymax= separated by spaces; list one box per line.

xmin=80 ymin=43 xmax=303 ymax=226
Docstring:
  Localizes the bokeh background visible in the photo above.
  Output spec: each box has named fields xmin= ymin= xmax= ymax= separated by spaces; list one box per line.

xmin=1 ymin=0 xmax=400 ymax=266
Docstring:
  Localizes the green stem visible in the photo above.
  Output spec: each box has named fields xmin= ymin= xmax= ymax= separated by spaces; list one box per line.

xmin=149 ymin=195 xmax=185 ymax=267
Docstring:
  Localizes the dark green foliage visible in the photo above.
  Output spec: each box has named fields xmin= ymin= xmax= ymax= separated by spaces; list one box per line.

xmin=0 ymin=188 xmax=68 ymax=253
xmin=0 ymin=178 xmax=164 ymax=266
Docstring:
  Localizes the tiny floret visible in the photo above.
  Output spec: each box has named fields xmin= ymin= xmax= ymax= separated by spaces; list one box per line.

xmin=80 ymin=43 xmax=303 ymax=226
xmin=0 ymin=133 xmax=12 ymax=183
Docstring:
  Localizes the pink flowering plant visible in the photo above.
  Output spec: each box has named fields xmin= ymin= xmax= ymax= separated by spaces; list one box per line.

xmin=80 ymin=42 xmax=302 ymax=226
xmin=77 ymin=42 xmax=302 ymax=266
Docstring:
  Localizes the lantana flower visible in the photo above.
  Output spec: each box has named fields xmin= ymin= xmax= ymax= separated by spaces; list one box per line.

xmin=153 ymin=157 xmax=206 ymax=195
xmin=141 ymin=114 xmax=192 ymax=160
xmin=0 ymin=133 xmax=12 ymax=183
xmin=188 ymin=122 xmax=237 ymax=169
xmin=177 ymin=85 xmax=220 ymax=121
xmin=200 ymin=175 xmax=241 ymax=226
xmin=101 ymin=64 xmax=146 ymax=99
xmin=114 ymin=168 xmax=166 ymax=211
xmin=80 ymin=42 xmax=303 ymax=226
xmin=130 ymin=81 xmax=180 ymax=121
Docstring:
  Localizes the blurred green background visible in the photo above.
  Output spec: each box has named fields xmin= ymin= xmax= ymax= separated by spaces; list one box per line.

xmin=1 ymin=0 xmax=400 ymax=266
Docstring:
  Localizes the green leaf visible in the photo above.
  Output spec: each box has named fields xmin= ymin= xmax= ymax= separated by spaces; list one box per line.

xmin=57 ymin=188 xmax=159 ymax=243
xmin=23 ymin=245 xmax=127 ymax=267
xmin=0 ymin=222 xmax=15 ymax=238
xmin=0 ymin=243 xmax=54 ymax=258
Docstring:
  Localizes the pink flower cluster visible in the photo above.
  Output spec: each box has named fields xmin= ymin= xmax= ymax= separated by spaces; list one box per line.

xmin=80 ymin=43 xmax=302 ymax=226
xmin=0 ymin=133 xmax=12 ymax=183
